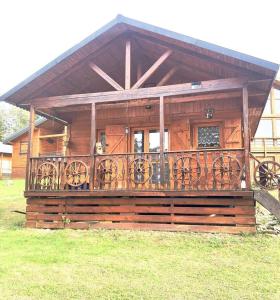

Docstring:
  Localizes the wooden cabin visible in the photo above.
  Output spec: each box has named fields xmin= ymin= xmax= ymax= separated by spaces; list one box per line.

xmin=4 ymin=118 xmax=66 ymax=178
xmin=0 ymin=143 xmax=12 ymax=179
xmin=1 ymin=15 xmax=279 ymax=233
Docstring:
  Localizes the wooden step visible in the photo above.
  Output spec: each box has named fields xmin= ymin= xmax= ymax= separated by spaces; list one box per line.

xmin=254 ymin=190 xmax=280 ymax=220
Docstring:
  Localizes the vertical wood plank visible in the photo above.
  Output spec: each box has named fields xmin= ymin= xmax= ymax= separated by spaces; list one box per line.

xmin=160 ymin=96 xmax=165 ymax=185
xmin=125 ymin=40 xmax=131 ymax=89
xmin=242 ymin=86 xmax=250 ymax=189
xmin=89 ymin=102 xmax=96 ymax=190
xmin=25 ymin=105 xmax=35 ymax=191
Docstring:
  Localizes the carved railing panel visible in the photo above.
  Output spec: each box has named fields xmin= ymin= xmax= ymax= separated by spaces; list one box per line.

xmin=28 ymin=149 xmax=245 ymax=192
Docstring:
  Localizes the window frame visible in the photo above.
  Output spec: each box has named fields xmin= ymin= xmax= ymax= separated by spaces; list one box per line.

xmin=192 ymin=122 xmax=224 ymax=149
xmin=19 ymin=141 xmax=28 ymax=155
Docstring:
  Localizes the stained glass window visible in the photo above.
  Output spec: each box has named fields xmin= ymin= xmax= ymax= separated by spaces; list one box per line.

xmin=198 ymin=126 xmax=220 ymax=148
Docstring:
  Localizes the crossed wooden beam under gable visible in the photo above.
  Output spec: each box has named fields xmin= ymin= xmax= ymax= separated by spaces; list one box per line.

xmin=89 ymin=40 xmax=173 ymax=91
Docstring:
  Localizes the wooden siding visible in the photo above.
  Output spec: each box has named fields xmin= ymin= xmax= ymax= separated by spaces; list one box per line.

xmin=26 ymin=196 xmax=256 ymax=233
xmin=62 ymin=96 xmax=243 ymax=155
xmin=10 ymin=120 xmax=64 ymax=178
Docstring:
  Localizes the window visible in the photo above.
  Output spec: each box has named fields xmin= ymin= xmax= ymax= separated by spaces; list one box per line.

xmin=276 ymin=120 xmax=280 ymax=137
xmin=263 ymin=98 xmax=271 ymax=114
xmin=100 ymin=132 xmax=106 ymax=153
xmin=197 ymin=126 xmax=220 ymax=148
xmin=255 ymin=120 xmax=273 ymax=138
xmin=148 ymin=130 xmax=168 ymax=152
xmin=19 ymin=142 xmax=28 ymax=154
xmin=274 ymin=88 xmax=280 ymax=99
xmin=133 ymin=131 xmax=144 ymax=153
xmin=275 ymin=99 xmax=280 ymax=114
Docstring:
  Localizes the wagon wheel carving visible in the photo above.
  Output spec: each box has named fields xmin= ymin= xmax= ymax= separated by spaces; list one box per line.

xmin=254 ymin=160 xmax=280 ymax=190
xmin=65 ymin=160 xmax=88 ymax=187
xmin=173 ymin=156 xmax=201 ymax=184
xmin=96 ymin=158 xmax=118 ymax=184
xmin=212 ymin=155 xmax=241 ymax=183
xmin=36 ymin=162 xmax=57 ymax=188
xmin=129 ymin=158 xmax=152 ymax=184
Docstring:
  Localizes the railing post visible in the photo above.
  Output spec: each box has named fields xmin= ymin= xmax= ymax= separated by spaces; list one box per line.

xmin=25 ymin=105 xmax=35 ymax=191
xmin=160 ymin=96 xmax=165 ymax=186
xmin=242 ymin=86 xmax=251 ymax=189
xmin=89 ymin=102 xmax=96 ymax=190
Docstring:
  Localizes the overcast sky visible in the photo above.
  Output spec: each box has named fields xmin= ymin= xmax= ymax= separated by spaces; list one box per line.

xmin=0 ymin=0 xmax=279 ymax=96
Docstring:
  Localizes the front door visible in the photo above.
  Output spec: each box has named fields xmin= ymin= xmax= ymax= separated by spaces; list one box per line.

xmin=131 ymin=128 xmax=169 ymax=186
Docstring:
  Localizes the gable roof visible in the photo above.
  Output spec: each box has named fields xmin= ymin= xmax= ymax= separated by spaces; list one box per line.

xmin=3 ymin=117 xmax=46 ymax=144
xmin=0 ymin=15 xmax=278 ymax=105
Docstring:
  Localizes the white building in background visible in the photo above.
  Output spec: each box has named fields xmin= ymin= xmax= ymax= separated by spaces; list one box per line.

xmin=0 ymin=142 xmax=12 ymax=179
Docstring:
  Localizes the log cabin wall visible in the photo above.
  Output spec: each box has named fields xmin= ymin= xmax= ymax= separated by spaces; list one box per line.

xmin=11 ymin=130 xmax=39 ymax=178
xmin=39 ymin=122 xmax=65 ymax=156
xmin=10 ymin=121 xmax=64 ymax=178
xmin=63 ymin=96 xmax=243 ymax=154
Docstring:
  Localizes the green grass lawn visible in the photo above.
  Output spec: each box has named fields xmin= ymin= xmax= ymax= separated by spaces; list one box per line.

xmin=0 ymin=180 xmax=280 ymax=299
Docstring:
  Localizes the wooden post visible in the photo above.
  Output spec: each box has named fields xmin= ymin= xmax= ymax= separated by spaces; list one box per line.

xmin=25 ymin=105 xmax=35 ymax=191
xmin=125 ymin=40 xmax=131 ymax=89
xmin=160 ymin=96 xmax=165 ymax=185
xmin=242 ymin=86 xmax=250 ymax=189
xmin=89 ymin=102 xmax=96 ymax=190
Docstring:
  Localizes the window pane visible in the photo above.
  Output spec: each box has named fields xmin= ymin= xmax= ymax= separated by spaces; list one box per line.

xmin=100 ymin=132 xmax=106 ymax=153
xmin=276 ymin=120 xmax=280 ymax=137
xmin=263 ymin=99 xmax=271 ymax=114
xmin=20 ymin=142 xmax=28 ymax=154
xmin=134 ymin=131 xmax=144 ymax=153
xmin=255 ymin=120 xmax=273 ymax=138
xmin=274 ymin=88 xmax=280 ymax=99
xmin=149 ymin=130 xmax=168 ymax=152
xmin=275 ymin=99 xmax=280 ymax=113
xmin=198 ymin=126 xmax=220 ymax=148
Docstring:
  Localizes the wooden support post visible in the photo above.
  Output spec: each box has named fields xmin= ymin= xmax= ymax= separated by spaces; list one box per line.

xmin=160 ymin=96 xmax=165 ymax=185
xmin=89 ymin=102 xmax=96 ymax=190
xmin=242 ymin=86 xmax=250 ymax=189
xmin=62 ymin=125 xmax=68 ymax=156
xmin=125 ymin=40 xmax=131 ymax=89
xmin=25 ymin=105 xmax=35 ymax=191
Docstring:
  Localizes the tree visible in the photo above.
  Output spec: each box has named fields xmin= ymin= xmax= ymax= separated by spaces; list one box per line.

xmin=0 ymin=102 xmax=29 ymax=142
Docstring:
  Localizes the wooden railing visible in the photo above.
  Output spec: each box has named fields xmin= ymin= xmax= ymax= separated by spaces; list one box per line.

xmin=251 ymin=138 xmax=280 ymax=148
xmin=27 ymin=149 xmax=246 ymax=192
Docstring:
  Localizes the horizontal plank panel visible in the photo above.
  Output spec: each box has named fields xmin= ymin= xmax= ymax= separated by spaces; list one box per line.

xmin=25 ymin=190 xmax=254 ymax=197
xmin=26 ymin=205 xmax=65 ymax=213
xmin=27 ymin=197 xmax=255 ymax=206
xmin=26 ymin=213 xmax=255 ymax=225
xmin=64 ymin=205 xmax=255 ymax=215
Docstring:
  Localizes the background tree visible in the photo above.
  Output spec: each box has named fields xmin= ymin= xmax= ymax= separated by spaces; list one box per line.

xmin=0 ymin=102 xmax=29 ymax=142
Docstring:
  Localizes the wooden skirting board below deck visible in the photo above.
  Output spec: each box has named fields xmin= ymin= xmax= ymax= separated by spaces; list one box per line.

xmin=26 ymin=195 xmax=256 ymax=234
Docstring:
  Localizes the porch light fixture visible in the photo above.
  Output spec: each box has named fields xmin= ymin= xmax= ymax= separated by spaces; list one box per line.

xmin=145 ymin=104 xmax=152 ymax=110
xmin=125 ymin=127 xmax=129 ymax=134
xmin=191 ymin=81 xmax=201 ymax=89
xmin=205 ymin=108 xmax=214 ymax=119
